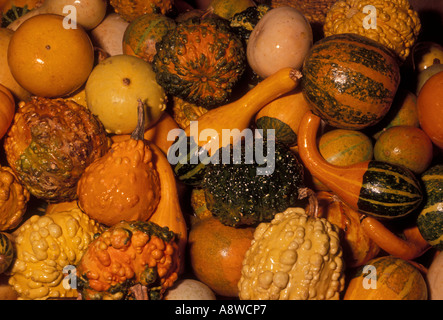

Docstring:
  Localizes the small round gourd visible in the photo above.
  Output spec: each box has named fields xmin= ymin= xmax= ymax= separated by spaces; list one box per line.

xmin=247 ymin=6 xmax=313 ymax=79
xmin=344 ymin=256 xmax=428 ymax=300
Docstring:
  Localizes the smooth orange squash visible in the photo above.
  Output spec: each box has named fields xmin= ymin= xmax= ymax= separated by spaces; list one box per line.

xmin=0 ymin=84 xmax=15 ymax=140
xmin=184 ymin=67 xmax=302 ymax=156
xmin=360 ymin=215 xmax=430 ymax=261
xmin=297 ymin=111 xmax=423 ymax=220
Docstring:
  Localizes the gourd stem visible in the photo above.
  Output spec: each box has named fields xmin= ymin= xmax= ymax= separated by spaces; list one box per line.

xmin=298 ymin=187 xmax=318 ymax=218
xmin=131 ymin=99 xmax=145 ymax=141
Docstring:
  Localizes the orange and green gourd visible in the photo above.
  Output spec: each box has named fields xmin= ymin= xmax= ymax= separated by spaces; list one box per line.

xmin=297 ymin=111 xmax=423 ymax=220
xmin=417 ymin=164 xmax=443 ymax=250
xmin=153 ymin=16 xmax=246 ymax=109
xmin=302 ymin=33 xmax=401 ymax=130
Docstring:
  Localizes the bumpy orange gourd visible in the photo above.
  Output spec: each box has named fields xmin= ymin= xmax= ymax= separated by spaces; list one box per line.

xmin=77 ymin=101 xmax=161 ymax=226
xmin=0 ymin=166 xmax=30 ymax=231
xmin=77 ymin=220 xmax=180 ymax=300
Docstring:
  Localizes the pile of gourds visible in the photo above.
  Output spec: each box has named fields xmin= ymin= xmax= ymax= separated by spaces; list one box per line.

xmin=0 ymin=0 xmax=442 ymax=301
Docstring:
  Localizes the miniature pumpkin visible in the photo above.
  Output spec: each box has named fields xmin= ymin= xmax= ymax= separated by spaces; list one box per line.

xmin=323 ymin=0 xmax=421 ymax=60
xmin=77 ymin=220 xmax=180 ymax=300
xmin=110 ymin=0 xmax=174 ymax=22
xmin=0 ymin=165 xmax=30 ymax=231
xmin=239 ymin=207 xmax=345 ymax=300
xmin=9 ymin=201 xmax=103 ymax=300
xmin=77 ymin=100 xmax=161 ymax=227
xmin=3 ymin=97 xmax=110 ymax=202
xmin=153 ymin=16 xmax=246 ymax=109
xmin=0 ymin=84 xmax=15 ymax=140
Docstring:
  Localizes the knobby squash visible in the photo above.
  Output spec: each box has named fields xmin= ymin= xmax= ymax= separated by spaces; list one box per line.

xmin=77 ymin=100 xmax=161 ymax=226
xmin=302 ymin=33 xmax=400 ymax=129
xmin=171 ymin=67 xmax=302 ymax=186
xmin=297 ymin=112 xmax=423 ymax=220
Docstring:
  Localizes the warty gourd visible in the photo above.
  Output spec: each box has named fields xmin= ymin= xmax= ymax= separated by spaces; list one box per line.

xmin=239 ymin=207 xmax=345 ymax=300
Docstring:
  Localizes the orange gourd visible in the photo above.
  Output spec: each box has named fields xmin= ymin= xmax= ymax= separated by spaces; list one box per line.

xmin=0 ymin=84 xmax=15 ymax=140
xmin=417 ymin=70 xmax=443 ymax=149
xmin=316 ymin=191 xmax=380 ymax=267
xmin=184 ymin=67 xmax=302 ymax=155
xmin=344 ymin=256 xmax=428 ymax=300
xmin=188 ymin=216 xmax=254 ymax=298
xmin=360 ymin=216 xmax=430 ymax=261
xmin=147 ymin=141 xmax=188 ymax=274
xmin=297 ymin=111 xmax=423 ymax=220
xmin=77 ymin=100 xmax=161 ymax=226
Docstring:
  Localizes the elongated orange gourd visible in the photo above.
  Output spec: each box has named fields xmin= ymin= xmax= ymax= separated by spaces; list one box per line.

xmin=297 ymin=111 xmax=423 ymax=219
xmin=184 ymin=67 xmax=302 ymax=155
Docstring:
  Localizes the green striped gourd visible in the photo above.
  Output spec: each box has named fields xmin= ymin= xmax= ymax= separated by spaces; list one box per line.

xmin=417 ymin=164 xmax=443 ymax=250
xmin=302 ymin=33 xmax=401 ymax=130
xmin=0 ymin=232 xmax=13 ymax=274
xmin=298 ymin=112 xmax=423 ymax=219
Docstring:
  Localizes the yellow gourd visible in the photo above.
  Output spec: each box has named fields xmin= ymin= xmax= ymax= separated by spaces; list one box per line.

xmin=323 ymin=0 xmax=421 ymax=60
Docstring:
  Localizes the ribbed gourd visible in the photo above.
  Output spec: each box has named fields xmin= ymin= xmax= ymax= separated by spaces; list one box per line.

xmin=417 ymin=164 xmax=443 ymax=250
xmin=302 ymin=33 xmax=400 ymax=130
xmin=8 ymin=201 xmax=103 ymax=300
xmin=153 ymin=16 xmax=246 ymax=109
xmin=239 ymin=207 xmax=345 ymax=300
xmin=297 ymin=112 xmax=423 ymax=220
xmin=3 ymin=97 xmax=110 ymax=202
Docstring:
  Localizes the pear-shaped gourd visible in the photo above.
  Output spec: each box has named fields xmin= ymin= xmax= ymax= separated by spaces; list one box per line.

xmin=77 ymin=99 xmax=161 ymax=226
xmin=170 ymin=67 xmax=302 ymax=186
xmin=297 ymin=111 xmax=423 ymax=220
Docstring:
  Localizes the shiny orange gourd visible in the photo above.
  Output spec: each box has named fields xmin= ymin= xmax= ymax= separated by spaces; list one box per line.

xmin=297 ymin=111 xmax=423 ymax=220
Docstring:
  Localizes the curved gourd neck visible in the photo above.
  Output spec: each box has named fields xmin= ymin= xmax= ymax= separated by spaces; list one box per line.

xmin=184 ymin=68 xmax=302 ymax=152
xmin=298 ymin=112 xmax=349 ymax=179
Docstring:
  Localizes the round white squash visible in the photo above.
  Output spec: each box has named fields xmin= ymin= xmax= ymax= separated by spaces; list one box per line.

xmin=164 ymin=279 xmax=217 ymax=300
xmin=246 ymin=6 xmax=313 ymax=79
xmin=427 ymin=252 xmax=443 ymax=300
